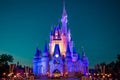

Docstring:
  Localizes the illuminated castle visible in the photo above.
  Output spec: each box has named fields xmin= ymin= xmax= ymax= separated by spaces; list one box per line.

xmin=33 ymin=2 xmax=89 ymax=77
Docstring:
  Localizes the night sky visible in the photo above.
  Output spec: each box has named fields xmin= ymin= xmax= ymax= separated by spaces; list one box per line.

xmin=0 ymin=0 xmax=120 ymax=68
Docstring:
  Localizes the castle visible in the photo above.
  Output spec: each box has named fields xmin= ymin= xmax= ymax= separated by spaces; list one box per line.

xmin=33 ymin=2 xmax=89 ymax=77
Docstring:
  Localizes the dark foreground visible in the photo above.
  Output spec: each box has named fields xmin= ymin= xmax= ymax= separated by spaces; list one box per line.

xmin=35 ymin=77 xmax=80 ymax=80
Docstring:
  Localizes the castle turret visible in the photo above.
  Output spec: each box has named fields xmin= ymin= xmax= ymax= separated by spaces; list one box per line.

xmin=81 ymin=49 xmax=89 ymax=74
xmin=53 ymin=25 xmax=61 ymax=40
xmin=65 ymin=44 xmax=73 ymax=73
xmin=43 ymin=42 xmax=49 ymax=57
xmin=72 ymin=47 xmax=78 ymax=62
xmin=67 ymin=28 xmax=71 ymax=42
xmin=82 ymin=51 xmax=89 ymax=66
xmin=39 ymin=43 xmax=49 ymax=75
xmin=65 ymin=44 xmax=72 ymax=61
xmin=33 ymin=48 xmax=41 ymax=76
xmin=34 ymin=48 xmax=41 ymax=58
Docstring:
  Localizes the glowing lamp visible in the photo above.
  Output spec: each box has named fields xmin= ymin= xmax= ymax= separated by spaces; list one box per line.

xmin=55 ymin=54 xmax=59 ymax=58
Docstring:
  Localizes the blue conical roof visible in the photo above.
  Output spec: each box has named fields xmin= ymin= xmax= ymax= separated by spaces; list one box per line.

xmin=78 ymin=53 xmax=81 ymax=60
xmin=56 ymin=23 xmax=61 ymax=30
xmin=66 ymin=44 xmax=71 ymax=57
xmin=50 ymin=30 xmax=53 ymax=35
xmin=53 ymin=25 xmax=59 ymax=31
xmin=44 ymin=42 xmax=48 ymax=53
xmin=42 ymin=42 xmax=49 ymax=57
xmin=73 ymin=47 xmax=76 ymax=54
xmin=82 ymin=51 xmax=86 ymax=57
xmin=66 ymin=44 xmax=71 ymax=53
xmin=53 ymin=44 xmax=61 ymax=56
xmin=34 ymin=48 xmax=41 ymax=58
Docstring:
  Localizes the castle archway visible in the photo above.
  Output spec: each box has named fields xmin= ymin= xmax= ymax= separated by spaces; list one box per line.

xmin=53 ymin=69 xmax=61 ymax=78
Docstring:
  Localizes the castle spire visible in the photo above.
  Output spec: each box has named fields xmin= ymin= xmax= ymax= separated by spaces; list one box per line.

xmin=81 ymin=46 xmax=86 ymax=57
xmin=66 ymin=44 xmax=71 ymax=57
xmin=42 ymin=42 xmax=49 ymax=57
xmin=34 ymin=47 xmax=41 ymax=58
xmin=44 ymin=42 xmax=48 ymax=53
xmin=61 ymin=0 xmax=68 ymax=34
xmin=62 ymin=0 xmax=67 ymax=17
xmin=67 ymin=28 xmax=71 ymax=42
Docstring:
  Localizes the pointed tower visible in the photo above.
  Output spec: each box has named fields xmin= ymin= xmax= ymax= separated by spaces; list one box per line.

xmin=81 ymin=47 xmax=86 ymax=58
xmin=67 ymin=28 xmax=71 ymax=42
xmin=65 ymin=44 xmax=72 ymax=63
xmin=73 ymin=47 xmax=76 ymax=54
xmin=43 ymin=43 xmax=49 ymax=57
xmin=72 ymin=47 xmax=78 ymax=62
xmin=34 ymin=47 xmax=41 ymax=59
xmin=81 ymin=48 xmax=89 ymax=67
xmin=61 ymin=0 xmax=68 ymax=35
xmin=50 ymin=26 xmax=53 ymax=41
xmin=39 ymin=43 xmax=49 ymax=75
xmin=66 ymin=44 xmax=71 ymax=57
xmin=81 ymin=47 xmax=89 ymax=74
xmin=33 ymin=47 xmax=41 ymax=75
xmin=65 ymin=44 xmax=72 ymax=73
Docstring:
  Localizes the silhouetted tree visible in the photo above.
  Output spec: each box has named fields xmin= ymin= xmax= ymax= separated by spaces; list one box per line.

xmin=0 ymin=54 xmax=13 ymax=65
xmin=106 ymin=61 xmax=115 ymax=74
xmin=105 ymin=54 xmax=120 ymax=79
xmin=117 ymin=54 xmax=120 ymax=63
xmin=0 ymin=54 xmax=14 ymax=77
xmin=114 ymin=54 xmax=120 ymax=79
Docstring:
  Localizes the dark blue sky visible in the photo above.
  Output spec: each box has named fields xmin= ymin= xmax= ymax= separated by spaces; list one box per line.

xmin=0 ymin=0 xmax=120 ymax=68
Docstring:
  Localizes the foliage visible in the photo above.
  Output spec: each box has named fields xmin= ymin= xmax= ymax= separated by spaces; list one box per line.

xmin=117 ymin=54 xmax=120 ymax=62
xmin=97 ymin=54 xmax=120 ymax=79
xmin=0 ymin=54 xmax=14 ymax=77
xmin=0 ymin=54 xmax=14 ymax=65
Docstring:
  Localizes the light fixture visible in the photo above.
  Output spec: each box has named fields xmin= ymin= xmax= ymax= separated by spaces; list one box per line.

xmin=55 ymin=54 xmax=59 ymax=58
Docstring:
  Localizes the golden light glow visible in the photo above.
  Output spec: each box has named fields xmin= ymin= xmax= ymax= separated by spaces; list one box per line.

xmin=49 ymin=34 xmax=67 ymax=56
xmin=90 ymin=76 xmax=92 ymax=78
xmin=3 ymin=72 xmax=6 ymax=76
xmin=97 ymin=73 xmax=99 ymax=76
xmin=14 ymin=75 xmax=16 ymax=78
xmin=102 ymin=75 xmax=105 ymax=78
xmin=53 ymin=73 xmax=61 ymax=78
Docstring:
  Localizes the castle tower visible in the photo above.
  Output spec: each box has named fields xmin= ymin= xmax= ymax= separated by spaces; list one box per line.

xmin=67 ymin=28 xmax=71 ymax=42
xmin=39 ymin=43 xmax=49 ymax=75
xmin=81 ymin=48 xmax=89 ymax=74
xmin=33 ymin=48 xmax=41 ymax=76
xmin=65 ymin=44 xmax=72 ymax=73
xmin=61 ymin=1 xmax=68 ymax=35
xmin=66 ymin=44 xmax=71 ymax=58
xmin=49 ymin=3 xmax=68 ymax=57
xmin=72 ymin=47 xmax=78 ymax=62
xmin=43 ymin=42 xmax=49 ymax=57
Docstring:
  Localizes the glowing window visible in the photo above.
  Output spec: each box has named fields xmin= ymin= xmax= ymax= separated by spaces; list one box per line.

xmin=55 ymin=54 xmax=59 ymax=58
